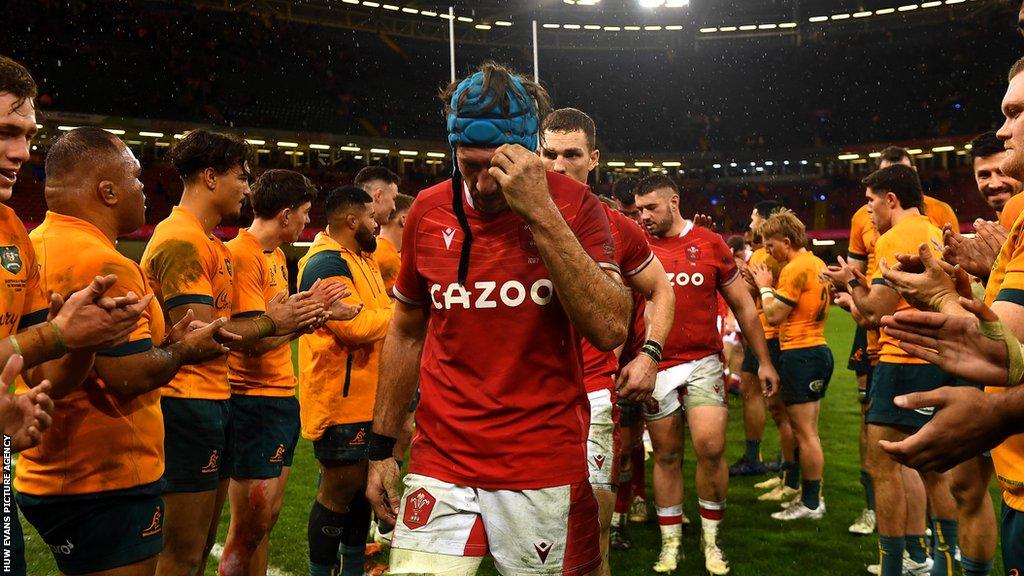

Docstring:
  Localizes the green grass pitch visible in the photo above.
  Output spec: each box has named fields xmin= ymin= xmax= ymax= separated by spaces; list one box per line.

xmin=21 ymin=312 xmax=1006 ymax=575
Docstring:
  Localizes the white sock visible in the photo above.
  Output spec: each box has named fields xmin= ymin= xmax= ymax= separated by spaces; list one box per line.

xmin=657 ymin=505 xmax=683 ymax=543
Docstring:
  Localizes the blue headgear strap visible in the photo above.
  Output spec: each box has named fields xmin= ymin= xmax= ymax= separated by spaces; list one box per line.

xmin=446 ymin=71 xmax=540 ymax=285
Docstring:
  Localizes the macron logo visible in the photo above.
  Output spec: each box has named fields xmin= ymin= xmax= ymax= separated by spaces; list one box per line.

xmin=534 ymin=541 xmax=552 ymax=564
xmin=442 ymin=227 xmax=457 ymax=250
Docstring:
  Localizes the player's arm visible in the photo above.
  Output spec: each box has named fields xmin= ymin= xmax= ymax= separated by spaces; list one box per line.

xmin=616 ymin=255 xmax=674 ymax=401
xmin=489 ymin=145 xmax=630 ymax=351
xmin=92 ymin=313 xmax=233 ymax=396
xmin=627 ymin=255 xmax=674 ymax=348
xmin=722 ymin=274 xmax=775 ymax=368
xmin=367 ymin=300 xmax=426 ymax=523
xmin=19 ymin=275 xmax=152 ymax=397
xmin=822 ymin=256 xmax=899 ymax=327
xmin=299 ymin=253 xmax=391 ymax=346
xmin=371 ymin=301 xmax=425 ymax=440
xmin=848 ymin=282 xmax=901 ymax=327
xmin=759 ymin=293 xmax=794 ymax=326
xmin=847 ymin=256 xmax=867 ymax=276
xmin=750 ymin=262 xmax=793 ymax=326
xmin=322 ymin=278 xmax=392 ymax=345
xmin=875 ymin=298 xmax=1024 ymax=471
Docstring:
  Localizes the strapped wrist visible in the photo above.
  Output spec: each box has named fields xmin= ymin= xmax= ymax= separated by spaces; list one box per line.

xmin=367 ymin=431 xmax=398 ymax=461
xmin=978 ymin=317 xmax=1024 ymax=387
xmin=253 ymin=315 xmax=277 ymax=338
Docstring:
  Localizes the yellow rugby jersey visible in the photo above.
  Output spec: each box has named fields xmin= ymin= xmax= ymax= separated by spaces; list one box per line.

xmin=297 ymin=232 xmax=393 ymax=440
xmin=1001 ymin=193 xmax=1024 ymax=231
xmin=923 ymin=195 xmax=959 ymax=231
xmin=141 ymin=206 xmax=234 ymax=400
xmin=871 ymin=214 xmax=944 ymax=364
xmin=0 ymin=203 xmax=49 ymax=338
xmin=749 ymin=247 xmax=784 ymax=340
xmin=373 ymin=236 xmax=401 ymax=296
xmin=773 ymin=251 xmax=830 ymax=350
xmin=848 ymin=205 xmax=883 ymax=364
xmin=848 ymin=205 xmax=879 ymax=278
xmin=17 ymin=212 xmax=166 ymax=495
xmin=982 ymin=202 xmax=1024 ymax=510
xmin=226 ymin=229 xmax=295 ymax=397
xmin=985 ymin=205 xmax=1024 ymax=307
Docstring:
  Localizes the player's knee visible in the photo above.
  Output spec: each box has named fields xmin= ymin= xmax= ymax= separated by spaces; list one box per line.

xmin=866 ymin=451 xmax=899 ymax=479
xmin=654 ymin=448 xmax=682 ymax=467
xmin=693 ymin=438 xmax=725 ymax=462
xmin=163 ymin=528 xmax=209 ymax=569
xmin=318 ymin=481 xmax=358 ymax=512
xmin=950 ymin=476 xmax=987 ymax=510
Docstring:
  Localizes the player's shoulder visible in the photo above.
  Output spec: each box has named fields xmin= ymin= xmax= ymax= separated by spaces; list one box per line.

xmin=375 ymin=236 xmax=397 ymax=255
xmin=606 ymin=204 xmax=647 ymax=240
xmin=923 ymin=194 xmax=953 ymax=211
xmin=692 ymin=225 xmax=729 ymax=249
xmin=411 ymin=180 xmax=452 ymax=213
xmin=0 ymin=204 xmax=32 ymax=247
xmin=226 ymin=230 xmax=261 ymax=259
xmin=546 ymin=171 xmax=598 ymax=214
xmin=304 ymin=249 xmax=351 ymax=277
xmin=1002 ymin=193 xmax=1024 ymax=230
xmin=149 ymin=209 xmax=207 ymax=248
xmin=798 ymin=250 xmax=827 ymax=273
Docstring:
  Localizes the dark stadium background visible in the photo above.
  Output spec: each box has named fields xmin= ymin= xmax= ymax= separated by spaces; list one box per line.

xmin=7 ymin=0 xmax=1011 ymax=266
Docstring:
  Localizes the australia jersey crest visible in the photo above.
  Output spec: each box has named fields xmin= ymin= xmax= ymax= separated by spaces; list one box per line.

xmin=0 ymin=245 xmax=22 ymax=274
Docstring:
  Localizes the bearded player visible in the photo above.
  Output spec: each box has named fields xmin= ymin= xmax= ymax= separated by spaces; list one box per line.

xmin=634 ymin=175 xmax=779 ymax=575
xmin=365 ymin=62 xmax=630 ymax=576
xmin=540 ymin=107 xmax=675 ymax=572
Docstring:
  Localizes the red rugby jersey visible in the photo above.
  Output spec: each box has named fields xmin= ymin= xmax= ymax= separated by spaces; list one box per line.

xmin=581 ymin=205 xmax=654 ymax=392
xmin=649 ymin=221 xmax=738 ymax=370
xmin=393 ymin=171 xmax=618 ymax=490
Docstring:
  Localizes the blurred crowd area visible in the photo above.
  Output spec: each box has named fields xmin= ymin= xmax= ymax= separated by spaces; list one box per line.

xmin=11 ymin=146 xmax=992 ymax=236
xmin=6 ymin=0 xmax=1018 ymax=155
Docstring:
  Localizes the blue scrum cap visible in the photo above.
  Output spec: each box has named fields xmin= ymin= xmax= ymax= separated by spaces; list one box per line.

xmin=446 ymin=71 xmax=539 ymax=150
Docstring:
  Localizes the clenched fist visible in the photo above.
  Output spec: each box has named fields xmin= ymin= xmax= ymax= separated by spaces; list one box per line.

xmin=488 ymin=144 xmax=556 ymax=224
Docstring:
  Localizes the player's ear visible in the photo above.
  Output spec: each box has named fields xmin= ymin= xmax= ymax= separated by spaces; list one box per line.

xmin=590 ymin=148 xmax=600 ymax=171
xmin=98 ymin=180 xmax=117 ymax=207
xmin=279 ymin=207 xmax=291 ymax=226
xmin=201 ymin=167 xmax=218 ymax=191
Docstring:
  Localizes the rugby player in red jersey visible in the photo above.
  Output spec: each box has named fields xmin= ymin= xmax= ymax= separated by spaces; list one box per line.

xmin=634 ymin=175 xmax=779 ymax=575
xmin=365 ymin=62 xmax=631 ymax=576
xmin=539 ymin=107 xmax=675 ymax=570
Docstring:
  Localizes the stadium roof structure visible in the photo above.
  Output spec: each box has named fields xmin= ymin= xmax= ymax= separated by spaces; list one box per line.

xmin=179 ymin=0 xmax=1003 ymax=48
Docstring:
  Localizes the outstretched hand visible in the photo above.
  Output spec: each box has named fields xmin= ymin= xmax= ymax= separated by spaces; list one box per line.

xmin=879 ymin=385 xmax=1007 ymax=472
xmin=0 ymin=354 xmax=54 ymax=452
xmin=879 ymin=296 xmax=1014 ymax=387
xmin=879 ymin=243 xmax=969 ymax=313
